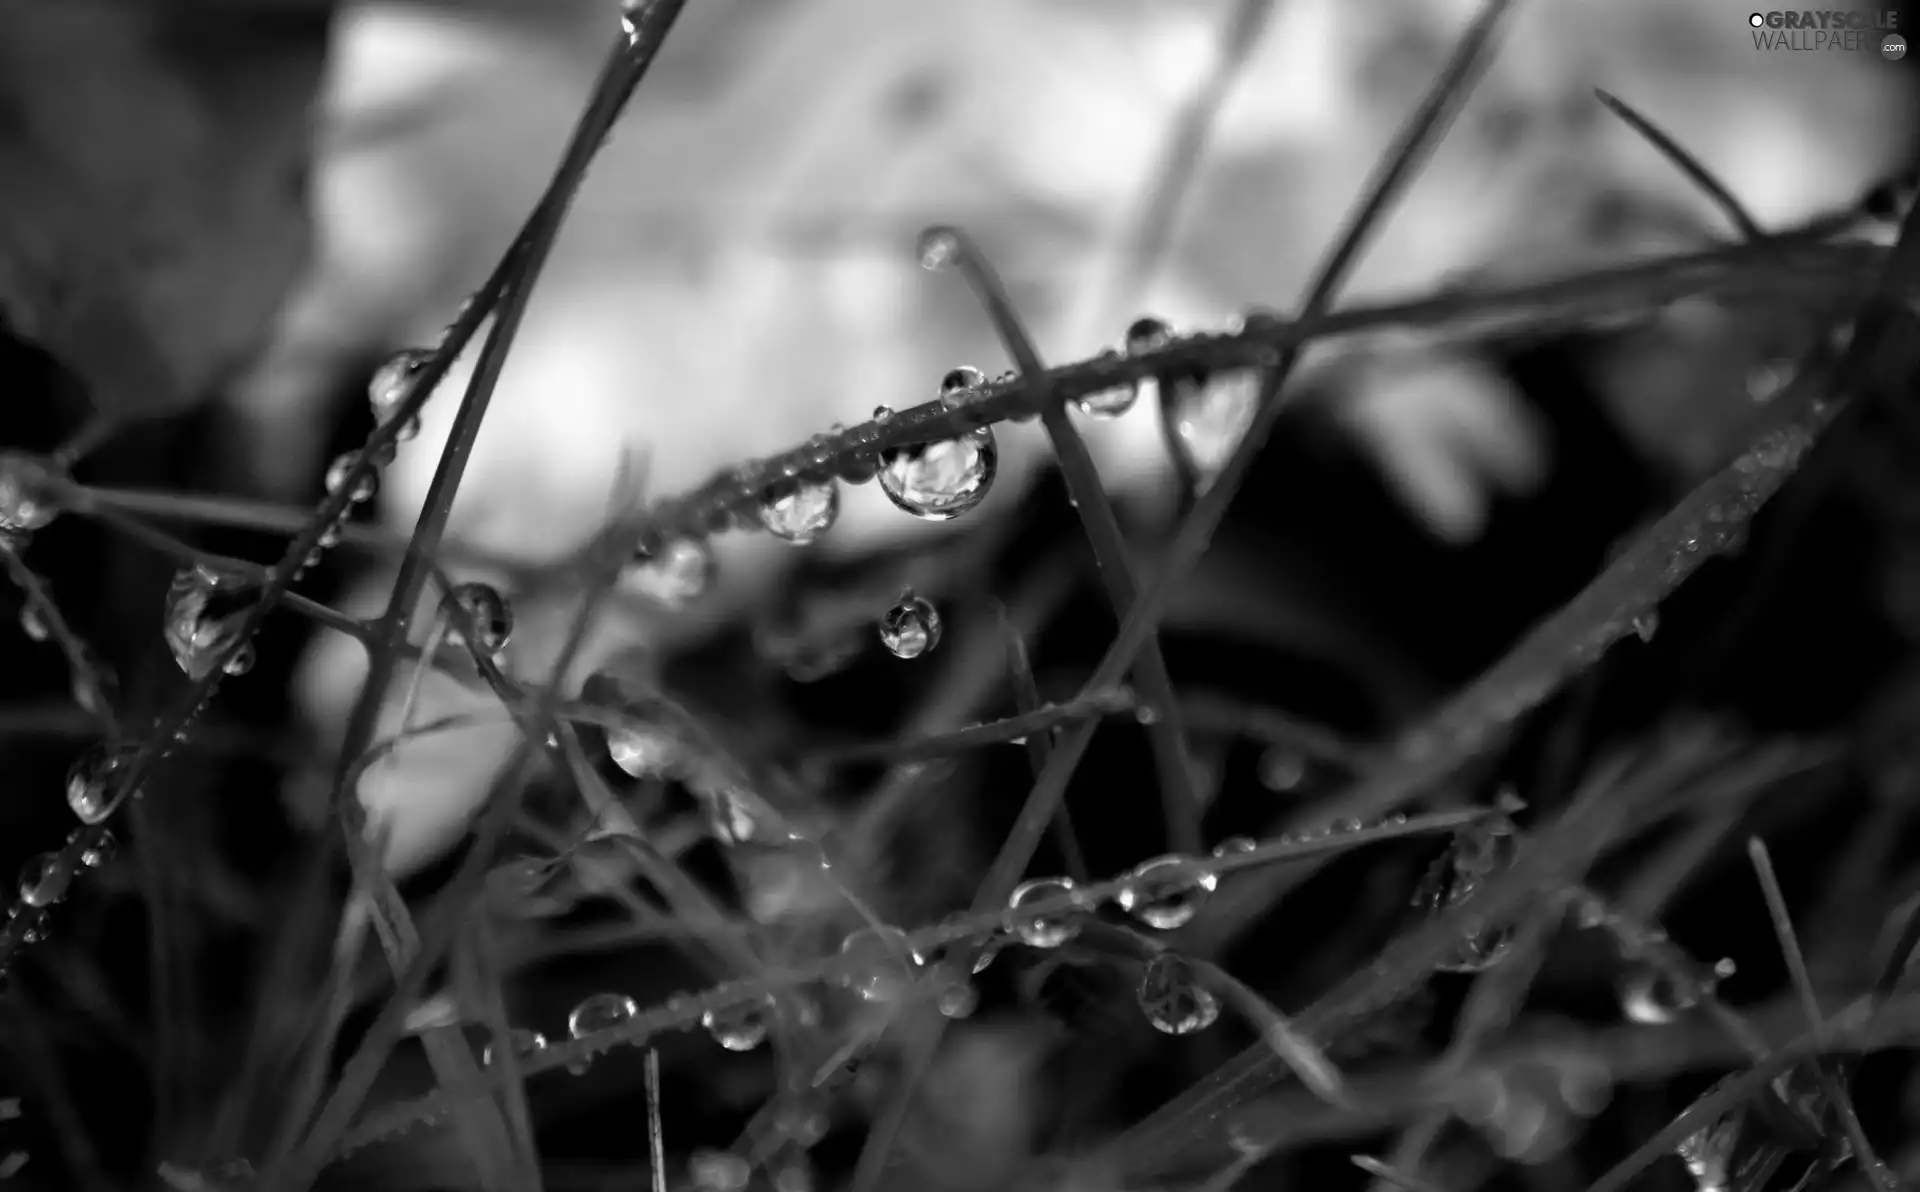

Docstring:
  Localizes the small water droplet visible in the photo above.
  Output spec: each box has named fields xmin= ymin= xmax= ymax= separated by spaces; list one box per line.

xmin=1137 ymin=953 xmax=1219 ymax=1035
xmin=879 ymin=590 xmax=942 ymax=659
xmin=1008 ymin=876 xmax=1080 ymax=948
xmin=447 ymin=582 xmax=512 ymax=657
xmin=1712 ymin=956 xmax=1737 ymax=980
xmin=79 ymin=830 xmax=116 ymax=868
xmin=877 ymin=428 xmax=997 ymax=521
xmin=370 ymin=348 xmax=434 ymax=440
xmin=1620 ymin=965 xmax=1694 ymax=1025
xmin=17 ymin=853 xmax=67 ymax=908
xmin=934 ymin=971 xmax=978 ymax=1019
xmin=1210 ymin=835 xmax=1257 ymax=859
xmin=938 ymin=366 xmax=987 ymax=409
xmin=916 ymin=227 xmax=960 ymax=272
xmin=872 ymin=405 xmax=894 ymax=423
xmin=701 ymin=998 xmax=771 ymax=1051
xmin=18 ymin=606 xmax=47 ymax=642
xmin=1117 ymin=855 xmax=1219 ymax=930
xmin=324 ymin=452 xmax=379 ymax=504
xmin=970 ymin=940 xmax=1003 ymax=974
xmin=481 ymin=1027 xmax=547 ymax=1068
xmin=759 ymin=478 xmax=840 ymax=545
xmin=1632 ymin=611 xmax=1659 ymax=644
xmin=1258 ymin=748 xmax=1309 ymax=791
xmin=67 ymin=745 xmax=137 ymax=825
xmin=623 ymin=538 xmax=715 ymax=610
xmin=606 ymin=720 xmax=681 ymax=780
xmin=1172 ymin=369 xmax=1260 ymax=484
xmin=836 ymin=925 xmax=923 ymax=1003
xmin=566 ymin=991 xmax=638 ymax=1073
xmin=0 ymin=454 xmax=60 ymax=532
xmin=162 ymin=564 xmax=261 ymax=681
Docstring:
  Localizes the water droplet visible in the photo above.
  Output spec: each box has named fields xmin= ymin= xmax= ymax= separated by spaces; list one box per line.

xmin=1210 ymin=836 xmax=1257 ymax=859
xmin=17 ymin=853 xmax=67 ymax=908
xmin=481 ymin=1027 xmax=547 ymax=1068
xmin=623 ymin=538 xmax=715 ymax=610
xmin=1676 ymin=1117 xmax=1738 ymax=1192
xmin=879 ymin=590 xmax=942 ymax=659
xmin=1172 ymin=369 xmax=1260 ymax=484
xmin=703 ymin=787 xmax=766 ymax=845
xmin=1415 ymin=822 xmax=1520 ymax=972
xmin=18 ymin=606 xmax=47 ymax=642
xmin=1746 ymin=360 xmax=1794 ymax=404
xmin=872 ymin=405 xmax=893 ymax=423
xmin=369 ymin=348 xmax=433 ymax=440
xmin=916 ymin=227 xmax=960 ymax=272
xmin=1008 ymin=876 xmax=1080 ymax=948
xmin=877 ymin=427 xmax=997 ymax=521
xmin=222 ymin=642 xmax=257 ymax=678
xmin=938 ymin=366 xmax=987 ymax=409
xmin=970 ymin=940 xmax=1003 ymax=975
xmin=759 ymin=479 xmax=840 ymax=545
xmin=324 ymin=452 xmax=378 ymax=504
xmin=607 ymin=720 xmax=681 ymax=780
xmin=1137 ymin=953 xmax=1219 ymax=1035
xmin=1620 ymin=965 xmax=1695 ymax=1025
xmin=1077 ymin=383 xmax=1137 ymax=420
xmin=1631 ymin=611 xmax=1659 ymax=644
xmin=689 ymin=1149 xmax=752 ymax=1192
xmin=1257 ymin=746 xmax=1309 ymax=792
xmin=79 ymin=830 xmax=115 ymax=868
xmin=1712 ymin=956 xmax=1737 ymax=980
xmin=1117 ymin=855 xmax=1218 ymax=930
xmin=162 ymin=564 xmax=261 ymax=681
xmin=566 ymin=991 xmax=638 ymax=1073
xmin=67 ymin=745 xmax=137 ymax=825
xmin=934 ymin=971 xmax=978 ymax=1019
xmin=447 ymin=582 xmax=512 ymax=657
xmin=836 ymin=925 xmax=923 ymax=1003
xmin=702 ymin=998 xmax=771 ymax=1051
xmin=0 ymin=454 xmax=60 ymax=531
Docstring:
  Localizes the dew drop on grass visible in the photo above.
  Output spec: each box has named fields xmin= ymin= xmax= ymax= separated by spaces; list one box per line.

xmin=162 ymin=564 xmax=261 ymax=681
xmin=324 ymin=452 xmax=378 ymax=504
xmin=872 ymin=405 xmax=893 ymax=423
xmin=447 ymin=582 xmax=512 ymax=658
xmin=701 ymin=999 xmax=770 ymax=1051
xmin=938 ymin=366 xmax=987 ymax=409
xmin=878 ymin=589 xmax=942 ymax=659
xmin=1007 ymin=876 xmax=1080 ymax=948
xmin=67 ymin=745 xmax=137 ymax=825
xmin=916 ymin=227 xmax=961 ymax=272
xmin=1137 ymin=953 xmax=1219 ymax=1035
xmin=0 ymin=453 xmax=61 ymax=532
xmin=1631 ymin=611 xmax=1659 ymax=644
xmin=16 ymin=853 xmax=67 ymax=908
xmin=1257 ymin=746 xmax=1309 ymax=792
xmin=565 ymin=992 xmax=638 ymax=1073
xmin=18 ymin=607 xmax=46 ymax=642
xmin=758 ymin=478 xmax=840 ymax=544
xmin=481 ymin=1027 xmax=547 ymax=1068
xmin=79 ymin=830 xmax=115 ymax=868
xmin=934 ymin=971 xmax=978 ymax=1019
xmin=622 ymin=537 xmax=715 ymax=610
xmin=605 ymin=717 xmax=681 ymax=780
xmin=369 ymin=347 xmax=433 ymax=441
xmin=1210 ymin=835 xmax=1257 ymax=859
xmin=877 ymin=428 xmax=998 ymax=521
xmin=836 ymin=925 xmax=924 ymax=1003
xmin=1171 ymin=369 xmax=1260 ymax=485
xmin=1619 ymin=965 xmax=1695 ymax=1025
xmin=1079 ymin=317 xmax=1170 ymax=418
xmin=1117 ymin=855 xmax=1218 ymax=930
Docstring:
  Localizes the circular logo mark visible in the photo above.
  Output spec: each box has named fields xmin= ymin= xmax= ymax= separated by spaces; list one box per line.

xmin=1885 ymin=32 xmax=1908 ymax=59
xmin=1749 ymin=12 xmax=1765 ymax=27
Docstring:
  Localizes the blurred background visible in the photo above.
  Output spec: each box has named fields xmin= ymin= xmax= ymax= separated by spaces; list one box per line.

xmin=0 ymin=0 xmax=1917 ymax=1188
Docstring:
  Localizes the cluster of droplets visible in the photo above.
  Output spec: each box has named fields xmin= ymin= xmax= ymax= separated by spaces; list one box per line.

xmin=1450 ymin=1048 xmax=1614 ymax=1164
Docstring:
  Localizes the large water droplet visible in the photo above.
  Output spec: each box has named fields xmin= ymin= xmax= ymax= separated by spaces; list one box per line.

xmin=369 ymin=348 xmax=433 ymax=441
xmin=1619 ymin=965 xmax=1694 ymax=1025
xmin=1007 ymin=876 xmax=1080 ymax=948
xmin=0 ymin=453 xmax=60 ymax=531
xmin=607 ymin=720 xmax=682 ymax=780
xmin=67 ymin=745 xmax=137 ymax=825
xmin=447 ymin=582 xmax=512 ymax=657
xmin=1137 ymin=953 xmax=1220 ymax=1035
xmin=1172 ymin=369 xmax=1260 ymax=484
xmin=566 ymin=991 xmax=638 ymax=1073
xmin=1117 ymin=855 xmax=1219 ymax=930
xmin=481 ymin=1027 xmax=547 ymax=1068
xmin=938 ymin=366 xmax=987 ymax=409
xmin=702 ymin=999 xmax=771 ymax=1051
xmin=836 ymin=925 xmax=923 ymax=1003
xmin=17 ymin=852 xmax=67 ymax=908
xmin=324 ymin=452 xmax=379 ymax=504
xmin=162 ymin=564 xmax=261 ymax=681
xmin=879 ymin=590 xmax=942 ymax=659
xmin=877 ymin=428 xmax=997 ymax=521
xmin=623 ymin=538 xmax=715 ymax=610
xmin=759 ymin=479 xmax=840 ymax=545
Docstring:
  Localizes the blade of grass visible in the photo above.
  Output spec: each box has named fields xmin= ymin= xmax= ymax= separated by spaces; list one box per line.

xmin=931 ymin=222 xmax=1202 ymax=854
xmin=645 ymin=1048 xmax=666 ymax=1192
xmin=1593 ymin=88 xmax=1764 ymax=242
xmin=995 ymin=601 xmax=1089 ymax=881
